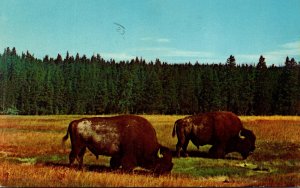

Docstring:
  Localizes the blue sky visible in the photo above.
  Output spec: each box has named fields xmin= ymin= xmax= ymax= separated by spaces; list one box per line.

xmin=1 ymin=0 xmax=299 ymax=65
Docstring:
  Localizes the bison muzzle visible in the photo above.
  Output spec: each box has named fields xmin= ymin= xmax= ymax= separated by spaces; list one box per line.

xmin=62 ymin=115 xmax=173 ymax=174
xmin=172 ymin=111 xmax=256 ymax=159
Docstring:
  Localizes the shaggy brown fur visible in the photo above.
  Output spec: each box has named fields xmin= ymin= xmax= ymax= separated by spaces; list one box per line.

xmin=62 ymin=115 xmax=173 ymax=174
xmin=172 ymin=111 xmax=256 ymax=159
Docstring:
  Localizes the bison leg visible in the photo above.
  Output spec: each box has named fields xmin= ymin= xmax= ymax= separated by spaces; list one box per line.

xmin=176 ymin=136 xmax=190 ymax=157
xmin=68 ymin=145 xmax=86 ymax=169
xmin=77 ymin=147 xmax=86 ymax=169
xmin=209 ymin=144 xmax=226 ymax=159
xmin=175 ymin=143 xmax=181 ymax=157
xmin=110 ymin=155 xmax=122 ymax=169
xmin=181 ymin=140 xmax=190 ymax=157
xmin=69 ymin=150 xmax=77 ymax=167
xmin=121 ymin=154 xmax=137 ymax=172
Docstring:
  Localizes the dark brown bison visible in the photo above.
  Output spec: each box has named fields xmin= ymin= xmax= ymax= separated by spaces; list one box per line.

xmin=62 ymin=115 xmax=173 ymax=174
xmin=172 ymin=111 xmax=256 ymax=159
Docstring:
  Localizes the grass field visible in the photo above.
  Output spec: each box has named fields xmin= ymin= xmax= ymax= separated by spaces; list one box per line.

xmin=0 ymin=115 xmax=300 ymax=187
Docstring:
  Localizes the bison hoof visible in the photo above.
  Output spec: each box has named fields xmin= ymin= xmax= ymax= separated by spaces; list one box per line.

xmin=176 ymin=152 xmax=189 ymax=158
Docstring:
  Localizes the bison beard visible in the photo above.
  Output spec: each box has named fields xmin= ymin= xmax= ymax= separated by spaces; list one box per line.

xmin=172 ymin=111 xmax=256 ymax=159
xmin=62 ymin=115 xmax=173 ymax=174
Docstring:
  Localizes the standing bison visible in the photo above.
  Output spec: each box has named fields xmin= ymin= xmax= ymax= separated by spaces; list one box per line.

xmin=62 ymin=115 xmax=173 ymax=174
xmin=172 ymin=111 xmax=256 ymax=159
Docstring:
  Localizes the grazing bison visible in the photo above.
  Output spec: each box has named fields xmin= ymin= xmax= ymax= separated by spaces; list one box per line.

xmin=172 ymin=111 xmax=256 ymax=159
xmin=62 ymin=115 xmax=173 ymax=174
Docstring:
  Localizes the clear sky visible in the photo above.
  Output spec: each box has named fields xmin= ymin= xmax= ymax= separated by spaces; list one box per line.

xmin=1 ymin=0 xmax=299 ymax=65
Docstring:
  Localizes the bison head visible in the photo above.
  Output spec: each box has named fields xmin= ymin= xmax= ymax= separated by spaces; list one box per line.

xmin=153 ymin=146 xmax=173 ymax=175
xmin=227 ymin=129 xmax=256 ymax=159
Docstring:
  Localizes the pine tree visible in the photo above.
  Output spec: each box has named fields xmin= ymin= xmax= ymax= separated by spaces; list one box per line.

xmin=130 ymin=58 xmax=147 ymax=114
xmin=227 ymin=55 xmax=236 ymax=67
xmin=198 ymin=66 xmax=221 ymax=112
xmin=144 ymin=66 xmax=163 ymax=113
xmin=224 ymin=55 xmax=240 ymax=113
xmin=253 ymin=55 xmax=272 ymax=115
xmin=162 ymin=64 xmax=178 ymax=114
xmin=55 ymin=54 xmax=63 ymax=64
xmin=117 ymin=63 xmax=134 ymax=114
xmin=177 ymin=63 xmax=199 ymax=114
xmin=276 ymin=57 xmax=299 ymax=114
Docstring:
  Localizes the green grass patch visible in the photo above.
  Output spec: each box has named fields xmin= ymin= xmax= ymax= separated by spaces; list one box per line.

xmin=172 ymin=157 xmax=252 ymax=177
xmin=36 ymin=154 xmax=67 ymax=163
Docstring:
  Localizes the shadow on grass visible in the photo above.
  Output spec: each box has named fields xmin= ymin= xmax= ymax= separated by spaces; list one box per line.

xmin=171 ymin=150 xmax=242 ymax=160
xmin=43 ymin=162 xmax=164 ymax=177
xmin=171 ymin=150 xmax=209 ymax=158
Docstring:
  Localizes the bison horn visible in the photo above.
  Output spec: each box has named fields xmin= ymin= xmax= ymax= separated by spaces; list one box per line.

xmin=157 ymin=149 xmax=163 ymax=158
xmin=239 ymin=130 xmax=246 ymax=139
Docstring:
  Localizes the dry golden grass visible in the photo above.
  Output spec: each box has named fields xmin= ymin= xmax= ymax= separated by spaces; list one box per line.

xmin=1 ymin=161 xmax=254 ymax=187
xmin=241 ymin=116 xmax=300 ymax=144
xmin=0 ymin=115 xmax=299 ymax=187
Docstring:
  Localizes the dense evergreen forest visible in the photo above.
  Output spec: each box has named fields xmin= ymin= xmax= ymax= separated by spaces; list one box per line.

xmin=0 ymin=47 xmax=299 ymax=115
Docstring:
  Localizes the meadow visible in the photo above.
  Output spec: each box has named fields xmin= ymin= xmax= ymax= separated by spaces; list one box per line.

xmin=0 ymin=115 xmax=299 ymax=187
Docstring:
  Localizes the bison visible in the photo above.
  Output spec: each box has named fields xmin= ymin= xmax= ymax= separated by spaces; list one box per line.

xmin=62 ymin=115 xmax=173 ymax=174
xmin=172 ymin=111 xmax=256 ymax=159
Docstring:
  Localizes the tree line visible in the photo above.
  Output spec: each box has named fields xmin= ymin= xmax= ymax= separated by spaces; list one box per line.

xmin=0 ymin=47 xmax=299 ymax=115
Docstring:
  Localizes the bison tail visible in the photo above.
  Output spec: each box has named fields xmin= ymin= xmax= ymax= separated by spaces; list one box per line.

xmin=172 ymin=121 xmax=177 ymax=137
xmin=61 ymin=132 xmax=69 ymax=151
xmin=61 ymin=122 xmax=71 ymax=151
